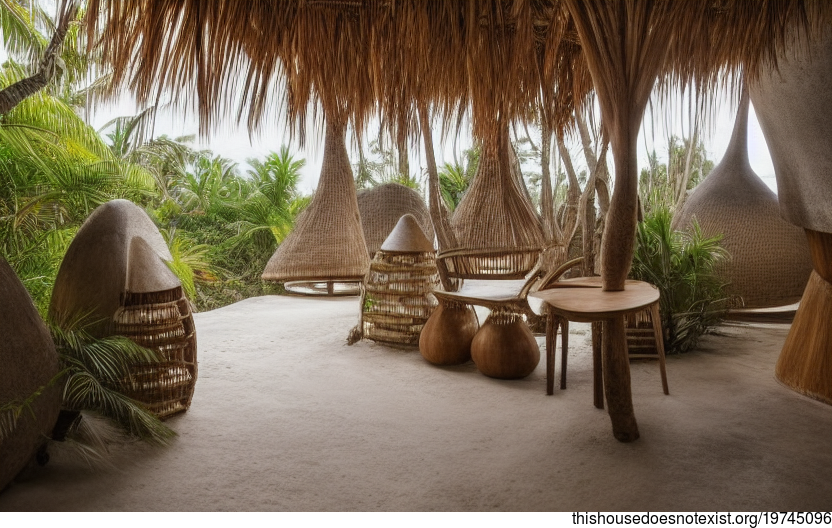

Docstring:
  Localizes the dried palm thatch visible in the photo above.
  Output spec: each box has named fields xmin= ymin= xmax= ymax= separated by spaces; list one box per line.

xmin=357 ymin=183 xmax=435 ymax=258
xmin=49 ymin=200 xmax=196 ymax=418
xmin=350 ymin=214 xmax=440 ymax=346
xmin=261 ymin=120 xmax=369 ymax=295
xmin=674 ymin=89 xmax=813 ymax=309
xmin=0 ymin=258 xmax=61 ymax=491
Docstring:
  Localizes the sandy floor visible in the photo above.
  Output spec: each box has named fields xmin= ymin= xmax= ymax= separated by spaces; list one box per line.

xmin=1 ymin=294 xmax=830 ymax=511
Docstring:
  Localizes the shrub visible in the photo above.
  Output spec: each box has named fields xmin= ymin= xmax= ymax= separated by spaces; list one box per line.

xmin=630 ymin=207 xmax=732 ymax=354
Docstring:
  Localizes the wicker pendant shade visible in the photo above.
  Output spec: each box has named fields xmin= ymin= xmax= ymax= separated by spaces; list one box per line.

xmin=0 ymin=258 xmax=62 ymax=491
xmin=357 ymin=183 xmax=434 ymax=257
xmin=49 ymin=200 xmax=197 ymax=418
xmin=358 ymin=215 xmax=440 ymax=346
xmin=444 ymin=127 xmax=544 ymax=279
xmin=262 ymin=121 xmax=369 ymax=294
xmin=674 ymin=91 xmax=813 ymax=308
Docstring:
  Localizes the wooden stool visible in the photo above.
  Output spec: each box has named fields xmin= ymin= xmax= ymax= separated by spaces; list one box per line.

xmin=531 ymin=278 xmax=669 ymax=407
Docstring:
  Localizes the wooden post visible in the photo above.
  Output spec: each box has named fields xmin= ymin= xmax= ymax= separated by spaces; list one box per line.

xmin=602 ymin=316 xmax=640 ymax=442
xmin=775 ymin=230 xmax=832 ymax=404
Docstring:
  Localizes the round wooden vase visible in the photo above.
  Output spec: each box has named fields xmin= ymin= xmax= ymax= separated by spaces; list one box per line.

xmin=419 ymin=302 xmax=478 ymax=365
xmin=471 ymin=316 xmax=539 ymax=379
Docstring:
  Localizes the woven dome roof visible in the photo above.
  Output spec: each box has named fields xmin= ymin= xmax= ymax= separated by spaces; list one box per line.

xmin=262 ymin=121 xmax=370 ymax=284
xmin=358 ymin=183 xmax=434 ymax=257
xmin=49 ymin=199 xmax=176 ymax=336
xmin=673 ymin=91 xmax=813 ymax=308
xmin=0 ymin=258 xmax=61 ymax=490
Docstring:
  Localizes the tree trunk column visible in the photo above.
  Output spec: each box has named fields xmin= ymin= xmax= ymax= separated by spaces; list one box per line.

xmin=598 ymin=121 xmax=640 ymax=442
xmin=775 ymin=230 xmax=832 ymax=404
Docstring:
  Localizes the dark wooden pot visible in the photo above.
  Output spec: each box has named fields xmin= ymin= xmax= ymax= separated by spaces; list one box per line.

xmin=471 ymin=318 xmax=539 ymax=379
xmin=419 ymin=303 xmax=478 ymax=365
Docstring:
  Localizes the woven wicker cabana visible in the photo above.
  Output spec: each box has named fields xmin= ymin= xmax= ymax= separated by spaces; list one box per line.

xmin=0 ymin=258 xmax=61 ymax=491
xmin=674 ymin=90 xmax=813 ymax=309
xmin=350 ymin=214 xmax=440 ymax=346
xmin=261 ymin=120 xmax=370 ymax=296
xmin=442 ymin=126 xmax=545 ymax=280
xmin=49 ymin=200 xmax=197 ymax=418
xmin=357 ymin=183 xmax=434 ymax=258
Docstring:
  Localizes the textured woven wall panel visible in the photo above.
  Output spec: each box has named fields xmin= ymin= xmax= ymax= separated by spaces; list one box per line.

xmin=262 ymin=121 xmax=369 ymax=283
xmin=0 ymin=259 xmax=62 ymax=490
xmin=749 ymin=27 xmax=832 ymax=234
xmin=358 ymin=183 xmax=434 ymax=257
xmin=674 ymin=93 xmax=812 ymax=308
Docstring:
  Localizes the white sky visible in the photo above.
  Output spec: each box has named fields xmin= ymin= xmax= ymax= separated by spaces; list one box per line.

xmin=85 ymin=90 xmax=777 ymax=197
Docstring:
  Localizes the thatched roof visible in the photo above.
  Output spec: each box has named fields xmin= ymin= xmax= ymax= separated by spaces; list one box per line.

xmin=380 ymin=213 xmax=434 ymax=253
xmin=0 ymin=258 xmax=61 ymax=491
xmin=49 ymin=199 xmax=175 ymax=336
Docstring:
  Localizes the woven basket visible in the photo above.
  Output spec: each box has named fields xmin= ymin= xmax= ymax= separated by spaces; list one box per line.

xmin=114 ymin=287 xmax=197 ymax=418
xmin=262 ymin=120 xmax=369 ymax=294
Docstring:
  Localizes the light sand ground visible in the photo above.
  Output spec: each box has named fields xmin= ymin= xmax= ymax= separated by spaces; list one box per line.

xmin=1 ymin=294 xmax=830 ymax=511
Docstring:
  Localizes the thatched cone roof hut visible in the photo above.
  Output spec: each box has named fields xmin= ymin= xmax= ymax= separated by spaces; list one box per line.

xmin=262 ymin=120 xmax=369 ymax=294
xmin=673 ymin=90 xmax=813 ymax=309
xmin=750 ymin=26 xmax=832 ymax=405
xmin=0 ymin=258 xmax=61 ymax=491
xmin=357 ymin=183 xmax=434 ymax=258
xmin=49 ymin=200 xmax=197 ymax=417
xmin=351 ymin=214 xmax=439 ymax=347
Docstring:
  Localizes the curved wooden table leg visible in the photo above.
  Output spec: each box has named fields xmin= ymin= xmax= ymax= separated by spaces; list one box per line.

xmin=560 ymin=318 xmax=569 ymax=390
xmin=602 ymin=316 xmax=640 ymax=442
xmin=650 ymin=302 xmax=669 ymax=395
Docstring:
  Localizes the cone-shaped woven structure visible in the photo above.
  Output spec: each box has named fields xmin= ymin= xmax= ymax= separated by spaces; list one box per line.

xmin=674 ymin=91 xmax=813 ymax=308
xmin=49 ymin=199 xmax=172 ymax=336
xmin=0 ymin=258 xmax=61 ymax=491
xmin=358 ymin=183 xmax=434 ymax=257
xmin=444 ymin=127 xmax=544 ymax=279
xmin=262 ymin=121 xmax=369 ymax=294
xmin=113 ymin=238 xmax=198 ymax=417
xmin=360 ymin=215 xmax=440 ymax=346
xmin=49 ymin=200 xmax=196 ymax=418
xmin=381 ymin=214 xmax=435 ymax=254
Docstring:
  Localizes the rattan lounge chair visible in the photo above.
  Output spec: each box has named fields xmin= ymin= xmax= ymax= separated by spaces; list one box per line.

xmin=349 ymin=214 xmax=440 ymax=346
xmin=357 ymin=183 xmax=435 ymax=258
xmin=674 ymin=89 xmax=812 ymax=309
xmin=262 ymin=120 xmax=370 ymax=296
xmin=49 ymin=199 xmax=197 ymax=418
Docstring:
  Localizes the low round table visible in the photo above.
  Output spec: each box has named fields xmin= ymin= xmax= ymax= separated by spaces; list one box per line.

xmin=530 ymin=278 xmax=669 ymax=406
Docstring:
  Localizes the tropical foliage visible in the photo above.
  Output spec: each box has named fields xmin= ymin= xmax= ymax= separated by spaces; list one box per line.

xmin=630 ymin=206 xmax=731 ymax=354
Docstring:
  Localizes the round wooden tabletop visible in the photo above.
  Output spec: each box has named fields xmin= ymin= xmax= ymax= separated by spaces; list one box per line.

xmin=529 ymin=278 xmax=660 ymax=322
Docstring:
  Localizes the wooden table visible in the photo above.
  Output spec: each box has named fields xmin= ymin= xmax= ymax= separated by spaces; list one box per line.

xmin=530 ymin=277 xmax=668 ymax=407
